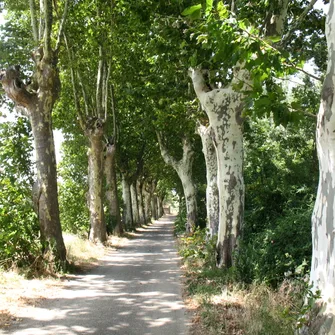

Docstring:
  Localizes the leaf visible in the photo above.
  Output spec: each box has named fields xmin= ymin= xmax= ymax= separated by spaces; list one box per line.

xmin=182 ymin=4 xmax=202 ymax=17
xmin=217 ymin=1 xmax=228 ymax=19
xmin=205 ymin=0 xmax=213 ymax=16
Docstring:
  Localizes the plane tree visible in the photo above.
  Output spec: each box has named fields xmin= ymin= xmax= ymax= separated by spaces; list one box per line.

xmin=0 ymin=0 xmax=69 ymax=268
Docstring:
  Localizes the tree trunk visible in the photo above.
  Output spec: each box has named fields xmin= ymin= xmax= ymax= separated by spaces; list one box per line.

xmin=179 ymin=168 xmax=197 ymax=233
xmin=143 ymin=182 xmax=152 ymax=223
xmin=157 ymin=195 xmax=164 ymax=218
xmin=87 ymin=122 xmax=106 ymax=243
xmin=157 ymin=134 xmax=197 ymax=233
xmin=307 ymin=3 xmax=335 ymax=333
xmin=137 ymin=180 xmax=146 ymax=225
xmin=130 ymin=182 xmax=140 ymax=226
xmin=122 ymin=174 xmax=133 ymax=229
xmin=105 ymin=141 xmax=123 ymax=236
xmin=1 ymin=64 xmax=67 ymax=268
xmin=198 ymin=124 xmax=219 ymax=238
xmin=190 ymin=69 xmax=245 ymax=267
xmin=150 ymin=181 xmax=158 ymax=221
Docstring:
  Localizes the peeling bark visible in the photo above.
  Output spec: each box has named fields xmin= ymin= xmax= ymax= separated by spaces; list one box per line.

xmin=197 ymin=123 xmax=219 ymax=238
xmin=105 ymin=140 xmax=123 ymax=236
xmin=157 ymin=134 xmax=197 ymax=233
xmin=122 ymin=174 xmax=133 ymax=229
xmin=86 ymin=118 xmax=107 ymax=243
xmin=306 ymin=2 xmax=335 ymax=333
xmin=0 ymin=61 xmax=66 ymax=267
xmin=143 ymin=181 xmax=152 ymax=223
xmin=130 ymin=182 xmax=140 ymax=226
xmin=137 ymin=180 xmax=146 ymax=225
xmin=190 ymin=68 xmax=245 ymax=267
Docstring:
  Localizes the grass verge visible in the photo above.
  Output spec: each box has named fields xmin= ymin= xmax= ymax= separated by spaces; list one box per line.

xmin=177 ymin=230 xmax=309 ymax=335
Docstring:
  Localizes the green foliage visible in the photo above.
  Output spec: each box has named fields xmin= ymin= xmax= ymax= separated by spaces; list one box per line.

xmin=0 ymin=116 xmax=39 ymax=268
xmin=58 ymin=134 xmax=89 ymax=235
xmin=235 ymin=117 xmax=317 ymax=287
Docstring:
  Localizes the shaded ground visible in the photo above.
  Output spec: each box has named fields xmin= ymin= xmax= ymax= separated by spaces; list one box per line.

xmin=1 ymin=215 xmax=188 ymax=335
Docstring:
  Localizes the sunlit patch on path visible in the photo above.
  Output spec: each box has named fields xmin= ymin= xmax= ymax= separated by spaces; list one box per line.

xmin=2 ymin=215 xmax=189 ymax=335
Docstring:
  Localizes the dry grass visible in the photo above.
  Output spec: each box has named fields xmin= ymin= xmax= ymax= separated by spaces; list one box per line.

xmin=177 ymin=235 xmax=303 ymax=335
xmin=184 ymin=276 xmax=303 ymax=335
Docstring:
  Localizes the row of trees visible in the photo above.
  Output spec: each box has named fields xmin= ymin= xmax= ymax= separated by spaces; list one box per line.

xmin=0 ymin=0 xmax=334 ymax=332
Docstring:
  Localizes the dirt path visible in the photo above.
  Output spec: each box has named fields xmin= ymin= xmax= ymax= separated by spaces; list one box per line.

xmin=2 ymin=215 xmax=188 ymax=335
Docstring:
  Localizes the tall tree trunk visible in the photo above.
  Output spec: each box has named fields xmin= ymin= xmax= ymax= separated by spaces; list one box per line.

xmin=87 ymin=122 xmax=106 ymax=243
xmin=105 ymin=141 xmax=123 ymax=236
xmin=150 ymin=181 xmax=158 ymax=221
xmin=190 ymin=69 xmax=245 ymax=267
xmin=137 ymin=180 xmax=146 ymax=225
xmin=143 ymin=181 xmax=152 ymax=223
xmin=130 ymin=182 xmax=140 ymax=226
xmin=157 ymin=195 xmax=164 ymax=218
xmin=307 ymin=2 xmax=335 ymax=333
xmin=122 ymin=174 xmax=133 ymax=229
xmin=157 ymin=134 xmax=197 ymax=233
xmin=198 ymin=124 xmax=219 ymax=238
xmin=1 ymin=63 xmax=66 ymax=268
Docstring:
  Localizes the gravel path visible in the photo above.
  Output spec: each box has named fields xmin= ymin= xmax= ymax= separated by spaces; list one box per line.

xmin=2 ymin=215 xmax=188 ymax=335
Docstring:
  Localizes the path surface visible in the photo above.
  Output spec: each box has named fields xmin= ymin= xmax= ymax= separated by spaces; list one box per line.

xmin=2 ymin=215 xmax=188 ymax=335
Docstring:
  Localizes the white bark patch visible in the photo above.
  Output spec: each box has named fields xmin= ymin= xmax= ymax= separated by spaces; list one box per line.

xmin=191 ymin=68 xmax=244 ymax=267
xmin=157 ymin=135 xmax=197 ymax=233
xmin=198 ymin=124 xmax=219 ymax=237
xmin=309 ymin=3 xmax=335 ymax=332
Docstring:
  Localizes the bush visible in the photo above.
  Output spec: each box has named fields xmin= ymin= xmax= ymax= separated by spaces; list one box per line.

xmin=0 ymin=118 xmax=40 ymax=269
xmin=235 ymin=206 xmax=312 ymax=287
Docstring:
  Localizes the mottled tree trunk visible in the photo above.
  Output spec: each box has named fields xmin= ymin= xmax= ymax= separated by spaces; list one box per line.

xmin=307 ymin=2 xmax=335 ymax=333
xmin=143 ymin=182 xmax=152 ymax=223
xmin=1 ymin=61 xmax=66 ymax=267
xmin=105 ymin=142 xmax=123 ymax=236
xmin=137 ymin=180 xmax=146 ymax=225
xmin=150 ymin=181 xmax=158 ymax=221
xmin=157 ymin=195 xmax=164 ymax=218
xmin=157 ymin=134 xmax=197 ymax=233
xmin=87 ymin=124 xmax=106 ymax=243
xmin=190 ymin=69 xmax=245 ymax=267
xmin=198 ymin=124 xmax=219 ymax=238
xmin=130 ymin=182 xmax=140 ymax=226
xmin=122 ymin=174 xmax=133 ymax=229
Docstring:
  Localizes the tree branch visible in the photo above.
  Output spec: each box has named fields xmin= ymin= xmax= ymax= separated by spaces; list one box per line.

xmin=29 ymin=0 xmax=39 ymax=43
xmin=156 ymin=131 xmax=177 ymax=169
xmin=110 ymin=85 xmax=117 ymax=140
xmin=64 ymin=34 xmax=85 ymax=130
xmin=281 ymin=0 xmax=318 ymax=47
xmin=42 ymin=0 xmax=53 ymax=60
xmin=55 ymin=0 xmax=70 ymax=54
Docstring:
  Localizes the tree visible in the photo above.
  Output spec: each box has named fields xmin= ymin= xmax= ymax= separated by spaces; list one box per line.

xmin=307 ymin=1 xmax=335 ymax=332
xmin=0 ymin=0 xmax=68 ymax=268
xmin=157 ymin=133 xmax=197 ymax=233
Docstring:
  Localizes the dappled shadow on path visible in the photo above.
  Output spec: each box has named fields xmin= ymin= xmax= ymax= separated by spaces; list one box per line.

xmin=2 ymin=215 xmax=187 ymax=335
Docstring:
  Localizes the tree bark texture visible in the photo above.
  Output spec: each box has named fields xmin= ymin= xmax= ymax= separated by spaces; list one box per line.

xmin=198 ymin=124 xmax=220 ymax=238
xmin=122 ymin=174 xmax=133 ymax=229
xmin=130 ymin=182 xmax=140 ymax=226
xmin=157 ymin=134 xmax=197 ymax=233
xmin=87 ymin=119 xmax=107 ymax=243
xmin=143 ymin=182 xmax=152 ymax=223
xmin=137 ymin=180 xmax=146 ymax=225
xmin=105 ymin=142 xmax=123 ymax=236
xmin=307 ymin=2 xmax=335 ymax=333
xmin=190 ymin=69 xmax=245 ymax=268
xmin=0 ymin=62 xmax=66 ymax=267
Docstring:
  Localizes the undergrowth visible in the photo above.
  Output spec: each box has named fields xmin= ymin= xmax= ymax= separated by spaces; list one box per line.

xmin=177 ymin=223 xmax=316 ymax=335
